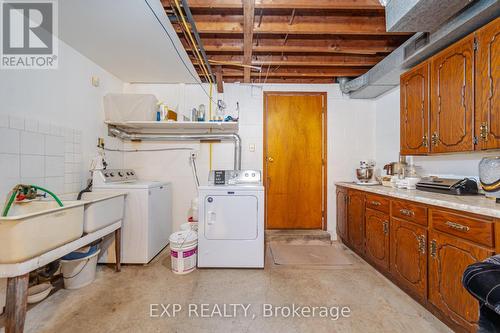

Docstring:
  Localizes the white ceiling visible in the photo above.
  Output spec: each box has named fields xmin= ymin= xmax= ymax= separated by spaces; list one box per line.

xmin=58 ymin=0 xmax=198 ymax=83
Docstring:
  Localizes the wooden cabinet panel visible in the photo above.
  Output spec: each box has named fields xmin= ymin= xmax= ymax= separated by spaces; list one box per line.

xmin=428 ymin=231 xmax=494 ymax=332
xmin=431 ymin=209 xmax=494 ymax=247
xmin=348 ymin=190 xmax=365 ymax=254
xmin=365 ymin=194 xmax=390 ymax=214
xmin=430 ymin=34 xmax=475 ymax=153
xmin=390 ymin=218 xmax=427 ymax=302
xmin=391 ymin=200 xmax=428 ymax=226
xmin=365 ymin=208 xmax=390 ymax=270
xmin=400 ymin=61 xmax=430 ymax=155
xmin=336 ymin=188 xmax=348 ymax=242
xmin=475 ymin=17 xmax=500 ymax=150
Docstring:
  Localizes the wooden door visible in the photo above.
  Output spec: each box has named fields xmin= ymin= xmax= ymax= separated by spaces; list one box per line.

xmin=428 ymin=231 xmax=493 ymax=332
xmin=336 ymin=188 xmax=348 ymax=243
xmin=430 ymin=34 xmax=475 ymax=153
xmin=364 ymin=208 xmax=390 ymax=270
xmin=475 ymin=18 xmax=500 ymax=150
xmin=264 ymin=92 xmax=326 ymax=229
xmin=390 ymin=218 xmax=427 ymax=301
xmin=400 ymin=61 xmax=430 ymax=155
xmin=348 ymin=190 xmax=365 ymax=253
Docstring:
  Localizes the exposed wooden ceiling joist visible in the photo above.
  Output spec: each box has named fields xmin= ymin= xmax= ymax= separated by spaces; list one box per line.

xmin=192 ymin=54 xmax=384 ymax=66
xmin=183 ymin=0 xmax=384 ymax=10
xmin=183 ymin=37 xmax=400 ymax=55
xmin=201 ymin=66 xmax=370 ymax=77
xmin=242 ymin=0 xmax=255 ymax=82
xmin=176 ymin=14 xmax=408 ymax=35
xmin=168 ymin=0 xmax=413 ymax=84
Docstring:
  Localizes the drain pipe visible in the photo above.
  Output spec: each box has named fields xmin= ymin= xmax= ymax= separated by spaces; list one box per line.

xmin=108 ymin=127 xmax=242 ymax=170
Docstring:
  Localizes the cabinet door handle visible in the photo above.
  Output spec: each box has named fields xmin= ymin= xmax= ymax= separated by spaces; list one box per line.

xmin=445 ymin=221 xmax=470 ymax=232
xmin=417 ymin=235 xmax=426 ymax=254
xmin=370 ymin=201 xmax=381 ymax=206
xmin=399 ymin=209 xmax=415 ymax=217
xmin=431 ymin=132 xmax=439 ymax=146
xmin=383 ymin=221 xmax=389 ymax=235
xmin=422 ymin=135 xmax=428 ymax=147
xmin=430 ymin=239 xmax=437 ymax=258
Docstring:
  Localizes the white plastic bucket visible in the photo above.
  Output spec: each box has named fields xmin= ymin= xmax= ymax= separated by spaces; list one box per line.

xmin=61 ymin=249 xmax=101 ymax=289
xmin=169 ymin=231 xmax=197 ymax=275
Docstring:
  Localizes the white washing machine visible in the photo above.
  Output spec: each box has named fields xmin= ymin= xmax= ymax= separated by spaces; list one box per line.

xmin=198 ymin=170 xmax=264 ymax=268
xmin=92 ymin=169 xmax=172 ymax=264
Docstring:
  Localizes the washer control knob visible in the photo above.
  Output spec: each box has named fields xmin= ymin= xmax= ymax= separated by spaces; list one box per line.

xmin=118 ymin=172 xmax=124 ymax=177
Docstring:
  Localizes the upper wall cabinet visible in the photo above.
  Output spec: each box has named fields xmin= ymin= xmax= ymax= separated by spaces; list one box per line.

xmin=475 ymin=18 xmax=500 ymax=150
xmin=400 ymin=61 xmax=430 ymax=155
xmin=430 ymin=34 xmax=475 ymax=153
xmin=400 ymin=17 xmax=499 ymax=155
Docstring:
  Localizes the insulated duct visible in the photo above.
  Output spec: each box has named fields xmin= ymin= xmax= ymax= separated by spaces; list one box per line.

xmin=108 ymin=127 xmax=242 ymax=170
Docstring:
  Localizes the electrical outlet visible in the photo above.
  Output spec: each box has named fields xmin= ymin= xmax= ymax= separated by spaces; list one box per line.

xmin=249 ymin=144 xmax=256 ymax=152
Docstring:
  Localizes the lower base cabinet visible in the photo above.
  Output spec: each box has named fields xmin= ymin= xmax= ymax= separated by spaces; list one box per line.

xmin=428 ymin=230 xmax=494 ymax=332
xmin=365 ymin=208 xmax=390 ymax=270
xmin=390 ymin=217 xmax=427 ymax=302
xmin=338 ymin=185 xmax=498 ymax=333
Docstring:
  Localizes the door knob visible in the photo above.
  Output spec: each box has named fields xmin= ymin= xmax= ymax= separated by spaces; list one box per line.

xmin=267 ymin=156 xmax=274 ymax=163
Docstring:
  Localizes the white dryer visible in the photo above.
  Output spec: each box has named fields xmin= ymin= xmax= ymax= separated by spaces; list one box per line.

xmin=92 ymin=169 xmax=172 ymax=264
xmin=198 ymin=170 xmax=264 ymax=268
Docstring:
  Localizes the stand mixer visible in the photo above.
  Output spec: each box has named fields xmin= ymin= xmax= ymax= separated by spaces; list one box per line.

xmin=356 ymin=160 xmax=375 ymax=184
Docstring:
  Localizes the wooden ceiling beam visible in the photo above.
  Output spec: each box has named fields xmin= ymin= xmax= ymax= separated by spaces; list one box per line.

xmin=243 ymin=0 xmax=255 ymax=82
xmin=192 ymin=54 xmax=383 ymax=66
xmin=185 ymin=0 xmax=384 ymax=10
xmin=181 ymin=37 xmax=402 ymax=55
xmin=204 ymin=67 xmax=369 ymax=77
xmin=179 ymin=14 xmax=408 ymax=35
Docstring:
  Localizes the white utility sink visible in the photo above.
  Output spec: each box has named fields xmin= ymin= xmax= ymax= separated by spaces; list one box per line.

xmin=0 ymin=201 xmax=85 ymax=264
xmin=78 ymin=191 xmax=126 ymax=233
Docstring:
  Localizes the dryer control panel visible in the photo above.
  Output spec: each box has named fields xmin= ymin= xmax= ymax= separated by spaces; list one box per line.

xmin=93 ymin=169 xmax=137 ymax=186
xmin=209 ymin=170 xmax=261 ymax=185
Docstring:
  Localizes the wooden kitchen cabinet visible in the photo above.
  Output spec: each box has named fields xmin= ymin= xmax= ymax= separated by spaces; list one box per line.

xmin=428 ymin=230 xmax=494 ymax=332
xmin=430 ymin=34 xmax=475 ymax=153
xmin=475 ymin=17 xmax=500 ymax=150
xmin=390 ymin=217 xmax=427 ymax=302
xmin=365 ymin=208 xmax=390 ymax=270
xmin=400 ymin=61 xmax=430 ymax=155
xmin=347 ymin=190 xmax=365 ymax=254
xmin=336 ymin=187 xmax=348 ymax=243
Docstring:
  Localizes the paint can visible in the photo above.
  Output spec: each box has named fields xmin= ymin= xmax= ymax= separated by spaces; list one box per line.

xmin=169 ymin=231 xmax=197 ymax=275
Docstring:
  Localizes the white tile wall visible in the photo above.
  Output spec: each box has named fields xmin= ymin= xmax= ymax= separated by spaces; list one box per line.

xmin=0 ymin=115 xmax=83 ymax=196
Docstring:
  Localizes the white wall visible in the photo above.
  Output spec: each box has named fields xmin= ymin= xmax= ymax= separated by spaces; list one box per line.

xmin=123 ymin=83 xmax=376 ymax=235
xmin=0 ymin=39 xmax=124 ymax=196
xmin=374 ymin=86 xmax=498 ymax=179
xmin=0 ymin=39 xmax=124 ymax=314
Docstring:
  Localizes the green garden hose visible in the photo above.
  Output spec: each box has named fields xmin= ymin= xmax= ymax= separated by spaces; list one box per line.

xmin=1 ymin=185 xmax=64 ymax=217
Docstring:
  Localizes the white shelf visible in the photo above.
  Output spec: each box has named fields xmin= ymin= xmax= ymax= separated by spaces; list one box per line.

xmin=105 ymin=121 xmax=238 ymax=134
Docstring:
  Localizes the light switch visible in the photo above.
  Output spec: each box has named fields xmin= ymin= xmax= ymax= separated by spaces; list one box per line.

xmin=249 ymin=144 xmax=256 ymax=152
xmin=91 ymin=76 xmax=100 ymax=87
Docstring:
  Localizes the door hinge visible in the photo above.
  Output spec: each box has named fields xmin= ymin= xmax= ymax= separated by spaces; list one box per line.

xmin=473 ymin=38 xmax=478 ymax=51
xmin=430 ymin=239 xmax=437 ymax=258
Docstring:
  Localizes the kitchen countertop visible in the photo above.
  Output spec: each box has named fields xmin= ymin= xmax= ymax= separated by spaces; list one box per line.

xmin=336 ymin=182 xmax=500 ymax=219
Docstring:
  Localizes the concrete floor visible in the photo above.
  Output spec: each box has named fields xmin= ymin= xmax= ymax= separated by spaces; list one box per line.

xmin=14 ymin=243 xmax=451 ymax=333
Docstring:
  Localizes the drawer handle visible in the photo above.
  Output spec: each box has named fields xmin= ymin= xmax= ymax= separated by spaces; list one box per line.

xmin=370 ymin=201 xmax=381 ymax=206
xmin=400 ymin=209 xmax=415 ymax=217
xmin=445 ymin=221 xmax=470 ymax=232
